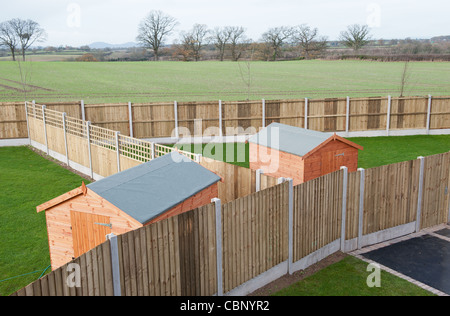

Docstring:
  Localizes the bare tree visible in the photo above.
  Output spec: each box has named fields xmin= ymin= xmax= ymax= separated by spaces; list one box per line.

xmin=399 ymin=60 xmax=411 ymax=97
xmin=292 ymin=24 xmax=328 ymax=59
xmin=225 ymin=26 xmax=248 ymax=61
xmin=261 ymin=26 xmax=294 ymax=61
xmin=238 ymin=48 xmax=255 ymax=100
xmin=180 ymin=24 xmax=209 ymax=62
xmin=211 ymin=27 xmax=231 ymax=61
xmin=9 ymin=19 xmax=47 ymax=61
xmin=339 ymin=24 xmax=372 ymax=51
xmin=137 ymin=10 xmax=178 ymax=61
xmin=0 ymin=21 xmax=18 ymax=61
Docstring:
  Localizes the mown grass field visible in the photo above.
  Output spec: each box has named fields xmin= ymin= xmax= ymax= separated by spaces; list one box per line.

xmin=0 ymin=60 xmax=449 ymax=103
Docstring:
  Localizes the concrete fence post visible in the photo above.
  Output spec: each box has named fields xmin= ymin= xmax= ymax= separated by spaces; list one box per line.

xmin=345 ymin=97 xmax=350 ymax=136
xmin=357 ymin=168 xmax=365 ymax=249
xmin=106 ymin=233 xmax=122 ymax=296
xmin=426 ymin=95 xmax=432 ymax=134
xmin=287 ymin=178 xmax=294 ymax=275
xmin=174 ymin=101 xmax=179 ymax=139
xmin=81 ymin=100 xmax=86 ymax=122
xmin=416 ymin=156 xmax=425 ymax=232
xmin=219 ymin=100 xmax=223 ymax=137
xmin=262 ymin=99 xmax=266 ymax=129
xmin=256 ymin=169 xmax=264 ymax=192
xmin=115 ymin=131 xmax=121 ymax=173
xmin=212 ymin=198 xmax=223 ymax=296
xmin=86 ymin=121 xmax=93 ymax=179
xmin=304 ymin=98 xmax=309 ymax=130
xmin=386 ymin=95 xmax=392 ymax=136
xmin=42 ymin=105 xmax=49 ymax=155
xmin=128 ymin=102 xmax=134 ymax=138
xmin=62 ymin=113 xmax=69 ymax=166
xmin=340 ymin=166 xmax=348 ymax=251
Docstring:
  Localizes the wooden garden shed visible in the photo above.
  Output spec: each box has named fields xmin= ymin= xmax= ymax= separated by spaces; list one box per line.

xmin=249 ymin=123 xmax=363 ymax=185
xmin=37 ymin=151 xmax=221 ymax=270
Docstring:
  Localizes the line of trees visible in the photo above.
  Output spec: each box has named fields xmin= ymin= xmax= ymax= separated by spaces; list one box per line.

xmin=0 ymin=18 xmax=47 ymax=61
xmin=136 ymin=10 xmax=372 ymax=62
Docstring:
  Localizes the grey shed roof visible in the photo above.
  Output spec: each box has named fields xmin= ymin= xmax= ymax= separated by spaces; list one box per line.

xmin=87 ymin=151 xmax=221 ymax=225
xmin=248 ymin=123 xmax=333 ymax=157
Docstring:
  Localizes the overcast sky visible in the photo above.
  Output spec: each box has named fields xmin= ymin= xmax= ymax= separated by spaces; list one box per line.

xmin=1 ymin=0 xmax=449 ymax=47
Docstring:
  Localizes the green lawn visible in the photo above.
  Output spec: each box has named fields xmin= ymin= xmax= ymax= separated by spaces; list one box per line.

xmin=0 ymin=60 xmax=449 ymax=103
xmin=349 ymin=135 xmax=450 ymax=169
xmin=0 ymin=147 xmax=90 ymax=296
xmin=273 ymin=256 xmax=435 ymax=296
xmin=173 ymin=135 xmax=450 ymax=169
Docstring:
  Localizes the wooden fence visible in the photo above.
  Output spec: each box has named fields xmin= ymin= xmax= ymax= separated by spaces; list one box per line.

xmin=12 ymin=151 xmax=450 ymax=296
xmin=2 ymin=95 xmax=450 ymax=140
xmin=25 ymin=103 xmax=279 ymax=203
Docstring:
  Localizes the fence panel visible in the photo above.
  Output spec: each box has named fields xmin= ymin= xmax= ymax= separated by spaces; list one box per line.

xmin=222 ymin=182 xmax=289 ymax=293
xmin=222 ymin=100 xmax=262 ymax=136
xmin=266 ymin=99 xmax=305 ymax=128
xmin=0 ymin=102 xmax=27 ymax=139
xmin=363 ymin=160 xmax=420 ymax=235
xmin=430 ymin=97 xmax=450 ymax=129
xmin=132 ymin=102 xmax=176 ymax=138
xmin=421 ymin=152 xmax=450 ymax=229
xmin=292 ymin=170 xmax=343 ymax=262
xmin=349 ymin=97 xmax=389 ymax=131
xmin=177 ymin=204 xmax=217 ymax=296
xmin=84 ymin=103 xmax=130 ymax=136
xmin=390 ymin=97 xmax=428 ymax=130
xmin=177 ymin=101 xmax=220 ymax=137
xmin=308 ymin=98 xmax=347 ymax=132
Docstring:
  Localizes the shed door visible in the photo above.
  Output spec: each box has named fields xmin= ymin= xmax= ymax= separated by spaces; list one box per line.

xmin=321 ymin=149 xmax=347 ymax=176
xmin=71 ymin=211 xmax=111 ymax=258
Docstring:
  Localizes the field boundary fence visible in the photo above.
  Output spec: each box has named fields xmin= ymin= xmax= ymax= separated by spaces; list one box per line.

xmin=12 ymin=151 xmax=450 ymax=296
xmin=1 ymin=95 xmax=450 ymax=140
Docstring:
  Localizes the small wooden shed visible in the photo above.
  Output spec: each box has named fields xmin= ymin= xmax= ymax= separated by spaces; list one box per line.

xmin=37 ymin=151 xmax=221 ymax=270
xmin=249 ymin=123 xmax=363 ymax=185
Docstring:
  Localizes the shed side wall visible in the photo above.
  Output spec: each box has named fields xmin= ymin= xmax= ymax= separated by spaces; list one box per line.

xmin=249 ymin=143 xmax=304 ymax=185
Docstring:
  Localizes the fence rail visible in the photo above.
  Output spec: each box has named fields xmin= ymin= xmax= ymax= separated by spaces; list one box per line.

xmin=2 ymin=95 xmax=450 ymax=140
xmin=12 ymin=151 xmax=450 ymax=296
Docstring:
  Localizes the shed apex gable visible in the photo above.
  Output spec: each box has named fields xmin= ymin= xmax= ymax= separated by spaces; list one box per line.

xmin=302 ymin=133 xmax=364 ymax=159
xmin=36 ymin=182 xmax=88 ymax=213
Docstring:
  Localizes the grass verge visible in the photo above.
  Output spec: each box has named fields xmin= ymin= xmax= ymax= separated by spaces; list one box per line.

xmin=273 ymin=256 xmax=435 ymax=296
